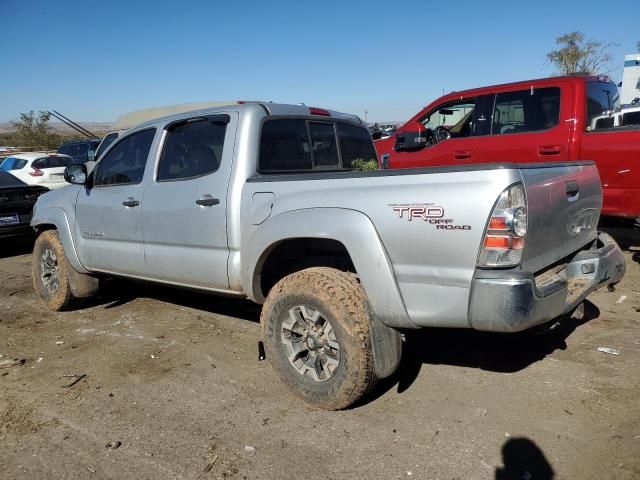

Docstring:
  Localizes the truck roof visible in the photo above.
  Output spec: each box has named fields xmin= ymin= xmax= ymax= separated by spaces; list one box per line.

xmin=132 ymin=102 xmax=364 ymax=130
xmin=445 ymin=74 xmax=610 ymax=99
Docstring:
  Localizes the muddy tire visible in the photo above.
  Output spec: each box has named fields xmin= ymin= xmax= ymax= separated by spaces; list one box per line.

xmin=32 ymin=230 xmax=79 ymax=311
xmin=261 ymin=267 xmax=376 ymax=410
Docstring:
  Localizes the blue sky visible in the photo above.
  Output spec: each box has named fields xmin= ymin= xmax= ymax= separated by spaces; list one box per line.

xmin=0 ymin=0 xmax=637 ymax=123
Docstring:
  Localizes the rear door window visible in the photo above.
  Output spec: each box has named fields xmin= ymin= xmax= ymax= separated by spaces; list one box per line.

xmin=157 ymin=118 xmax=228 ymax=181
xmin=492 ymin=87 xmax=561 ymax=134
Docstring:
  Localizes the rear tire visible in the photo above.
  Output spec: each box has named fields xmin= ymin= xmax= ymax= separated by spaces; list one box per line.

xmin=32 ymin=230 xmax=79 ymax=311
xmin=261 ymin=267 xmax=376 ymax=410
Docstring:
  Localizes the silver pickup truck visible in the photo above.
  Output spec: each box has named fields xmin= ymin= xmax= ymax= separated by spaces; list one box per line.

xmin=31 ymin=103 xmax=625 ymax=409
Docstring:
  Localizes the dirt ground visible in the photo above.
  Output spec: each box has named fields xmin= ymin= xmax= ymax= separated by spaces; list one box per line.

xmin=1 ymin=228 xmax=639 ymax=480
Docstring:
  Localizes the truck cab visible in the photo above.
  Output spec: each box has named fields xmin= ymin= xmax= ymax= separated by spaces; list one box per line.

xmin=376 ymin=75 xmax=640 ymax=222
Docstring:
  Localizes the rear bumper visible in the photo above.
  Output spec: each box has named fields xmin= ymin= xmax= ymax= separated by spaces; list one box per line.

xmin=469 ymin=232 xmax=626 ymax=332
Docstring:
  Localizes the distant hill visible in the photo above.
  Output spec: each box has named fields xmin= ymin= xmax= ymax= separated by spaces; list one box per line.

xmin=0 ymin=121 xmax=114 ymax=134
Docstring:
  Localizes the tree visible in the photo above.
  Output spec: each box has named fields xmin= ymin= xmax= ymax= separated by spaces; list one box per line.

xmin=546 ymin=31 xmax=614 ymax=75
xmin=10 ymin=110 xmax=61 ymax=148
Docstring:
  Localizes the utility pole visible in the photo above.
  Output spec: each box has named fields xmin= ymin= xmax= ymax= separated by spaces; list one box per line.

xmin=364 ymin=111 xmax=368 ymax=123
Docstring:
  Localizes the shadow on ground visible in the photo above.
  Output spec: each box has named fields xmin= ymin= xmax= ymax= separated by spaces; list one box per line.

xmin=0 ymin=236 xmax=34 ymax=259
xmin=495 ymin=437 xmax=555 ymax=480
xmin=86 ymin=276 xmax=602 ymax=407
xmin=600 ymin=219 xmax=640 ymax=263
xmin=363 ymin=301 xmax=600 ymax=405
xmin=86 ymin=277 xmax=262 ymax=322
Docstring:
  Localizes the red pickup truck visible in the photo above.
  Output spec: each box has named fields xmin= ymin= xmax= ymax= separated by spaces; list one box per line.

xmin=375 ymin=75 xmax=640 ymax=222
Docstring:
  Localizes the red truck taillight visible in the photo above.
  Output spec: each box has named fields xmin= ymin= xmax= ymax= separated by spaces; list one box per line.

xmin=477 ymin=183 xmax=527 ymax=268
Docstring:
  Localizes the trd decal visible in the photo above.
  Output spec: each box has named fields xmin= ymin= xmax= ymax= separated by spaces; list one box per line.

xmin=391 ymin=205 xmax=444 ymax=221
xmin=389 ymin=203 xmax=471 ymax=230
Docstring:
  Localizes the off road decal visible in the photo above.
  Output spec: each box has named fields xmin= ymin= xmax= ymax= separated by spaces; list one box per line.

xmin=389 ymin=203 xmax=471 ymax=230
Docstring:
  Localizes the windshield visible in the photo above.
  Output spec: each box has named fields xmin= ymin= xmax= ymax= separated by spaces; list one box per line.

xmin=0 ymin=157 xmax=27 ymax=171
xmin=95 ymin=132 xmax=119 ymax=159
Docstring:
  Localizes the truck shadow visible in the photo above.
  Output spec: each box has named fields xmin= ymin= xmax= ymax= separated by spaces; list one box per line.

xmin=90 ymin=278 xmax=262 ymax=323
xmin=365 ymin=301 xmax=600 ymax=405
xmin=600 ymin=221 xmax=640 ymax=264
xmin=0 ymin=236 xmax=34 ymax=259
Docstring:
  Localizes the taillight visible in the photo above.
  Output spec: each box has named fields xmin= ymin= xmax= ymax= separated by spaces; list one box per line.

xmin=29 ymin=167 xmax=44 ymax=177
xmin=477 ymin=183 xmax=527 ymax=268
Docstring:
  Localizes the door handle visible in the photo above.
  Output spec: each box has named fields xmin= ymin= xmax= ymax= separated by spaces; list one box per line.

xmin=454 ymin=150 xmax=472 ymax=160
xmin=539 ymin=145 xmax=562 ymax=155
xmin=566 ymin=180 xmax=579 ymax=199
xmin=195 ymin=197 xmax=220 ymax=207
xmin=122 ymin=198 xmax=139 ymax=208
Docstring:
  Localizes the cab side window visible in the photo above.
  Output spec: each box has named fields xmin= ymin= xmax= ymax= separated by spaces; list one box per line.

xmin=492 ymin=87 xmax=560 ymax=134
xmin=586 ymin=81 xmax=620 ymax=131
xmin=94 ymin=129 xmax=155 ymax=186
xmin=157 ymin=118 xmax=227 ymax=182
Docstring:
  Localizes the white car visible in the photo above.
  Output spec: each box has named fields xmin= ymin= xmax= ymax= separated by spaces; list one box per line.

xmin=0 ymin=152 xmax=73 ymax=190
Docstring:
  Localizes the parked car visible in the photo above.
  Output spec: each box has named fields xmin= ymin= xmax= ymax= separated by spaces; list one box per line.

xmin=0 ymin=171 xmax=48 ymax=238
xmin=0 ymin=153 xmax=73 ymax=190
xmin=57 ymin=139 xmax=100 ymax=163
xmin=31 ymin=102 xmax=625 ymax=409
xmin=375 ymin=75 xmax=640 ymax=223
xmin=590 ymin=103 xmax=640 ymax=129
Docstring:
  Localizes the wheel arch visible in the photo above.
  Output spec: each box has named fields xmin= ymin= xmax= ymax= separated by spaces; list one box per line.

xmin=244 ymin=208 xmax=414 ymax=329
xmin=31 ymin=206 xmax=88 ymax=274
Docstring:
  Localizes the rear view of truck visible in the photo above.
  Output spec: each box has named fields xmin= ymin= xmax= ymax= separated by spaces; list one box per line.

xmin=468 ymin=161 xmax=625 ymax=332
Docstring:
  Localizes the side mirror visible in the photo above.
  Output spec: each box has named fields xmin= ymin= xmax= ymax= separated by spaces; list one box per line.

xmin=64 ymin=163 xmax=88 ymax=185
xmin=394 ymin=129 xmax=431 ymax=151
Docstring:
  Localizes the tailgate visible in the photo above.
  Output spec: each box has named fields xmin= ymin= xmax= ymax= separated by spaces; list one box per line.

xmin=520 ymin=162 xmax=601 ymax=273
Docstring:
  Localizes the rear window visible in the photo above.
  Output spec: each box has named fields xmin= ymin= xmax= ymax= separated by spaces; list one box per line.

xmin=586 ymin=81 xmax=620 ymax=131
xmin=492 ymin=87 xmax=560 ymax=134
xmin=259 ymin=119 xmax=376 ymax=172
xmin=48 ymin=156 xmax=71 ymax=168
xmin=0 ymin=157 xmax=27 ymax=171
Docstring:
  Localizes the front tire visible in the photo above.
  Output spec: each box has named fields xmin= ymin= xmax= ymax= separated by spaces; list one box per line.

xmin=261 ymin=267 xmax=376 ymax=410
xmin=32 ymin=230 xmax=78 ymax=311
